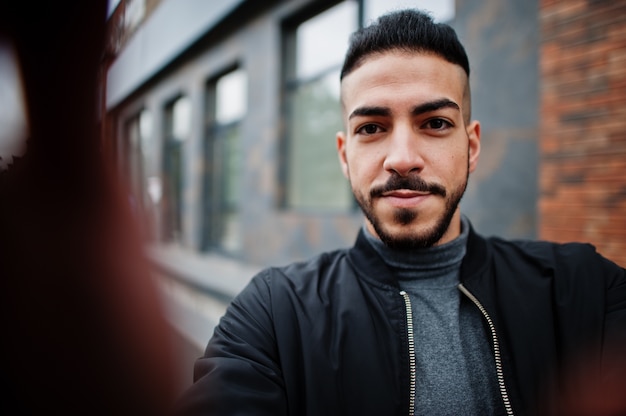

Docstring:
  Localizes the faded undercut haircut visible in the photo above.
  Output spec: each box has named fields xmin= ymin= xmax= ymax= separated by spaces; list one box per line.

xmin=340 ymin=9 xmax=470 ymax=80
xmin=340 ymin=9 xmax=472 ymax=121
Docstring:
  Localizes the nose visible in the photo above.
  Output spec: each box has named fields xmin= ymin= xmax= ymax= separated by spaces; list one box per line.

xmin=382 ymin=125 xmax=425 ymax=177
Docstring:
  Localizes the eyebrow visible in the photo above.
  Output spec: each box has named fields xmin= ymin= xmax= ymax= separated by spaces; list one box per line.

xmin=411 ymin=98 xmax=460 ymax=116
xmin=348 ymin=98 xmax=460 ymax=121
xmin=348 ymin=106 xmax=390 ymax=120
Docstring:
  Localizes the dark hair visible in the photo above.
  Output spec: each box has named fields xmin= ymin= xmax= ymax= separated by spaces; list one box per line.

xmin=340 ymin=9 xmax=470 ymax=80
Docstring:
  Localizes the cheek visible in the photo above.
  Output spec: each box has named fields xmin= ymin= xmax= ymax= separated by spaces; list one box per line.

xmin=347 ymin=152 xmax=378 ymax=182
xmin=432 ymin=147 xmax=467 ymax=180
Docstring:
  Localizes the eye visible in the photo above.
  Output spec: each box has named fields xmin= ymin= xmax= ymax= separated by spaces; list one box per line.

xmin=423 ymin=118 xmax=452 ymax=130
xmin=356 ymin=124 xmax=383 ymax=135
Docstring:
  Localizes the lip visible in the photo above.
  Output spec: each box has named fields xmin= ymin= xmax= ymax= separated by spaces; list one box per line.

xmin=380 ymin=190 xmax=431 ymax=208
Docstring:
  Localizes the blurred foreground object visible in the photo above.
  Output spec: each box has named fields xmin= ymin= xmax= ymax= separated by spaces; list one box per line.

xmin=540 ymin=342 xmax=626 ymax=416
xmin=0 ymin=37 xmax=27 ymax=170
xmin=0 ymin=1 xmax=178 ymax=414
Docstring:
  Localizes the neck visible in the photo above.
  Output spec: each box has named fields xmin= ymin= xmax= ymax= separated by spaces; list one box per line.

xmin=364 ymin=215 xmax=469 ymax=278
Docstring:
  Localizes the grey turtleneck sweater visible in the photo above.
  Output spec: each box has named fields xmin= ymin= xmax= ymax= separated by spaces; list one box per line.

xmin=363 ymin=216 xmax=505 ymax=415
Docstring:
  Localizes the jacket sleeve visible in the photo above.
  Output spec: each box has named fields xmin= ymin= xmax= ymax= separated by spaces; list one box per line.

xmin=173 ymin=270 xmax=288 ymax=416
xmin=554 ymin=252 xmax=626 ymax=414
xmin=603 ymin=255 xmax=626 ymax=348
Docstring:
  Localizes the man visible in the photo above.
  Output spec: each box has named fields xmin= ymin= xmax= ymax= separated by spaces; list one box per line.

xmin=175 ymin=9 xmax=626 ymax=416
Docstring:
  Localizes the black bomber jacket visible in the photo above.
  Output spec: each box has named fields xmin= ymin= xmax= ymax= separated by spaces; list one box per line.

xmin=175 ymin=222 xmax=626 ymax=416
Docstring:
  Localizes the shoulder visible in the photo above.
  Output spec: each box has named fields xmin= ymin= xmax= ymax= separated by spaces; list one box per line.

xmin=488 ymin=236 xmax=597 ymax=262
xmin=241 ymin=247 xmax=353 ymax=299
xmin=227 ymin=247 xmax=360 ymax=335
xmin=489 ymin=236 xmax=609 ymax=263
xmin=485 ymin=236 xmax=624 ymax=286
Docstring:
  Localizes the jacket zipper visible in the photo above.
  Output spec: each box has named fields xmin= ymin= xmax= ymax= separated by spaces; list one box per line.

xmin=458 ymin=283 xmax=514 ymax=416
xmin=399 ymin=291 xmax=416 ymax=416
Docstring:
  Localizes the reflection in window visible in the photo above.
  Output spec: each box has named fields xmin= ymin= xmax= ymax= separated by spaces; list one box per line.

xmin=139 ymin=109 xmax=153 ymax=149
xmin=172 ymin=97 xmax=191 ymax=142
xmin=203 ymin=68 xmax=247 ymax=254
xmin=124 ymin=108 xmax=158 ymax=238
xmin=282 ymin=2 xmax=357 ymax=211
xmin=163 ymin=96 xmax=189 ymax=243
xmin=124 ymin=110 xmax=149 ymax=208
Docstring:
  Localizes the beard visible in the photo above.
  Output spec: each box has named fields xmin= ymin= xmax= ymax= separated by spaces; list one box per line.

xmin=353 ymin=171 xmax=468 ymax=250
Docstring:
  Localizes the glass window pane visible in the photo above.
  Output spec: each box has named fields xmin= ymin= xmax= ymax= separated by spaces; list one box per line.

xmin=216 ymin=68 xmax=247 ymax=124
xmin=296 ymin=1 xmax=358 ymax=79
xmin=203 ymin=68 xmax=246 ymax=253
xmin=217 ymin=124 xmax=240 ymax=211
xmin=287 ymin=70 xmax=352 ymax=210
xmin=219 ymin=124 xmax=241 ymax=252
xmin=125 ymin=113 xmax=144 ymax=193
xmin=139 ymin=109 xmax=153 ymax=150
xmin=163 ymin=99 xmax=185 ymax=242
xmin=172 ymin=96 xmax=191 ymax=141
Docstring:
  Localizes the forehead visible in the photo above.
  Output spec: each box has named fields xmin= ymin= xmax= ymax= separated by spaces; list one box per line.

xmin=340 ymin=51 xmax=467 ymax=112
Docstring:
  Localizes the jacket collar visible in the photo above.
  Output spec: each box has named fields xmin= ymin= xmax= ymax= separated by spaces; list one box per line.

xmin=347 ymin=228 xmax=400 ymax=289
xmin=459 ymin=220 xmax=490 ymax=284
xmin=347 ymin=219 xmax=490 ymax=288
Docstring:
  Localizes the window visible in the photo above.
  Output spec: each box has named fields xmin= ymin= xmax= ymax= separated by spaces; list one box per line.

xmin=282 ymin=1 xmax=358 ymax=211
xmin=202 ymin=68 xmax=247 ymax=253
xmin=162 ymin=96 xmax=190 ymax=243
xmin=124 ymin=108 xmax=158 ymax=237
xmin=124 ymin=109 xmax=152 ymax=208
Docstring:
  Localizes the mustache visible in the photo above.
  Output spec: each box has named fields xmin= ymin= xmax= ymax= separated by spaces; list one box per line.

xmin=370 ymin=175 xmax=447 ymax=198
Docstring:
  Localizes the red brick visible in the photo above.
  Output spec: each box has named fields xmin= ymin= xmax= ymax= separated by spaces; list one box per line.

xmin=531 ymin=0 xmax=625 ymax=265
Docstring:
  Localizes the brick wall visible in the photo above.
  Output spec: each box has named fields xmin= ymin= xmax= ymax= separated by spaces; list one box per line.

xmin=540 ymin=0 xmax=626 ymax=266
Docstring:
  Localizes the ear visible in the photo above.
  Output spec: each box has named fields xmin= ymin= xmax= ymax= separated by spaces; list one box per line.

xmin=466 ymin=120 xmax=480 ymax=173
xmin=336 ymin=131 xmax=349 ymax=179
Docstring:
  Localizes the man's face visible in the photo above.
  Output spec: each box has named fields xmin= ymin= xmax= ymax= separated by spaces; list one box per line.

xmin=337 ymin=51 xmax=480 ymax=249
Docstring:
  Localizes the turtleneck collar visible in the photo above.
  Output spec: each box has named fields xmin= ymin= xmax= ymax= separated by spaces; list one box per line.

xmin=363 ymin=215 xmax=469 ymax=281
